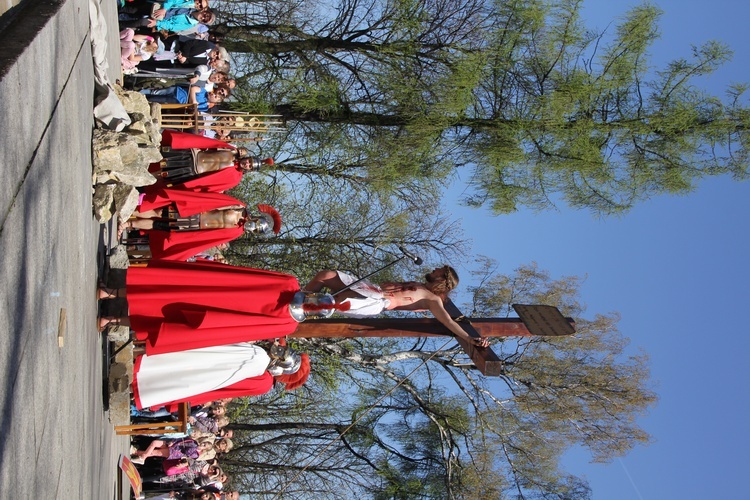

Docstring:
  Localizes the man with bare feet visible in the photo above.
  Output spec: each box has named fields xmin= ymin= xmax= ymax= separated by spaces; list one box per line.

xmin=304 ymin=266 xmax=489 ymax=347
xmin=97 ymin=261 xmax=300 ymax=352
xmin=119 ymin=187 xmax=281 ymax=261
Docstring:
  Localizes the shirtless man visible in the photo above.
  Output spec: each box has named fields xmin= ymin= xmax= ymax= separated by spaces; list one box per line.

xmin=127 ymin=201 xmax=247 ymax=232
xmin=121 ymin=188 xmax=281 ymax=260
xmin=152 ymin=130 xmax=272 ymax=192
xmin=156 ymin=146 xmax=250 ymax=181
xmin=305 ymin=266 xmax=490 ymax=347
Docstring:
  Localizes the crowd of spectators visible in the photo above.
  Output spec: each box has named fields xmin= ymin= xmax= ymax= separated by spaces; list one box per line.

xmin=118 ymin=0 xmax=236 ymax=119
xmin=131 ymin=398 xmax=241 ymax=499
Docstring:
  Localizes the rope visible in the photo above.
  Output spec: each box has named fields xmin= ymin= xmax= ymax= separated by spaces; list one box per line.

xmin=273 ymin=337 xmax=456 ymax=498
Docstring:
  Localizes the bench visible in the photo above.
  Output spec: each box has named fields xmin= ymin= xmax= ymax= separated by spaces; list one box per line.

xmin=114 ymin=401 xmax=190 ymax=436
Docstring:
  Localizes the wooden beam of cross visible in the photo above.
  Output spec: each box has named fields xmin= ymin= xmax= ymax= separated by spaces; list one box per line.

xmin=289 ymin=302 xmax=575 ymax=376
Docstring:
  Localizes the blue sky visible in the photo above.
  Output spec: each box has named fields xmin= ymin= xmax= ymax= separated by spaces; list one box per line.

xmin=445 ymin=1 xmax=750 ymax=498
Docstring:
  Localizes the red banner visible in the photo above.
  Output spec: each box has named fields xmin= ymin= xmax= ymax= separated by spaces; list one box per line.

xmin=118 ymin=454 xmax=143 ymax=498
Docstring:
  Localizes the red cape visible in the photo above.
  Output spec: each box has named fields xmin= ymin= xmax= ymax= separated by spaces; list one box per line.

xmin=133 ymin=355 xmax=274 ymax=411
xmin=171 ymin=166 xmax=244 ymax=193
xmin=161 ymin=129 xmax=236 ymax=150
xmin=138 ymin=186 xmax=244 ymax=216
xmin=148 ymin=226 xmax=244 ymax=261
xmin=148 ymin=164 xmax=244 ymax=194
xmin=127 ymin=261 xmax=300 ymax=355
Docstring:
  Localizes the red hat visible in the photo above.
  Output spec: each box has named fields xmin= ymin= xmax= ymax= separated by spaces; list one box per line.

xmin=256 ymin=204 xmax=282 ymax=233
xmin=274 ymin=353 xmax=310 ymax=391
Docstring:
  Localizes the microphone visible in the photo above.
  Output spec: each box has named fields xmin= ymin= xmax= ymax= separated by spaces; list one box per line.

xmin=399 ymin=246 xmax=424 ymax=265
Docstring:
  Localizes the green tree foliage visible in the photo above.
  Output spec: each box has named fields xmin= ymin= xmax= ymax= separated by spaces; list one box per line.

xmin=218 ymin=0 xmax=748 ymax=215
xmin=465 ymin=2 xmax=748 ymax=214
xmin=221 ymin=261 xmax=656 ymax=498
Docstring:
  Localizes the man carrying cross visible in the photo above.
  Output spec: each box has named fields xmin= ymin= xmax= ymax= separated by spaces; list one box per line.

xmin=304 ymin=266 xmax=490 ymax=347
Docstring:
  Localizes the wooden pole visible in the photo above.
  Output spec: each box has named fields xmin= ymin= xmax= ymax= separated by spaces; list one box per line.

xmin=289 ymin=317 xmax=537 ymax=338
xmin=289 ymin=318 xmax=514 ymax=376
xmin=289 ymin=301 xmax=575 ymax=377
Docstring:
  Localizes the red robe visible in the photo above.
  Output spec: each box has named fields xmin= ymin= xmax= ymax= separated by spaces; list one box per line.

xmin=138 ymin=187 xmax=246 ymax=261
xmin=153 ymin=130 xmax=243 ymax=193
xmin=162 ymin=130 xmax=235 ymax=150
xmin=127 ymin=260 xmax=300 ymax=355
xmin=139 ymin=185 xmax=243 ymax=214
xmin=132 ymin=355 xmax=274 ymax=411
xmin=175 ymin=167 xmax=243 ymax=193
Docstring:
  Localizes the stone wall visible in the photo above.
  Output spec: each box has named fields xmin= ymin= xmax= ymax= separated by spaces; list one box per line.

xmin=93 ymin=87 xmax=163 ymax=424
xmin=92 ymin=86 xmax=161 ymax=224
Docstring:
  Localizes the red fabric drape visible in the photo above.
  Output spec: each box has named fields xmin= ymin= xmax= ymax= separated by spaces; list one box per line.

xmin=147 ymin=226 xmax=244 ymax=261
xmin=138 ymin=186 xmax=244 ymax=215
xmin=127 ymin=261 xmax=300 ymax=355
xmin=173 ymin=167 xmax=243 ymax=193
xmin=161 ymin=129 xmax=236 ymax=150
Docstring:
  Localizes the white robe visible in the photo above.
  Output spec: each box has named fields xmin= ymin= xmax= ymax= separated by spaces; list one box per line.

xmin=134 ymin=342 xmax=270 ymax=409
xmin=336 ymin=271 xmax=391 ymax=318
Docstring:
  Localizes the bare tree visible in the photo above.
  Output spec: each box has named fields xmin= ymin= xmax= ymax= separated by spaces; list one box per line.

xmin=220 ymin=261 xmax=654 ymax=498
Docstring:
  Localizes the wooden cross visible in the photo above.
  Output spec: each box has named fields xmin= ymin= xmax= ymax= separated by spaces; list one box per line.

xmin=289 ymin=302 xmax=575 ymax=376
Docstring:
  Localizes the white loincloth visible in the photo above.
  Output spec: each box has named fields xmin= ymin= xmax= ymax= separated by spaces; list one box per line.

xmin=134 ymin=342 xmax=270 ymax=409
xmin=336 ymin=271 xmax=391 ymax=318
